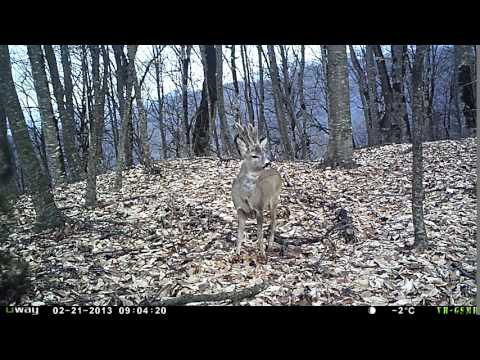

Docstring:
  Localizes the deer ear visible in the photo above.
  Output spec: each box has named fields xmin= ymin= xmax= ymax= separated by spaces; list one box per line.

xmin=235 ymin=136 xmax=248 ymax=157
xmin=259 ymin=137 xmax=268 ymax=150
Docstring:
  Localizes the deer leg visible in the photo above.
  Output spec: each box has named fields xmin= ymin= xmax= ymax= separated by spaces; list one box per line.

xmin=236 ymin=209 xmax=246 ymax=255
xmin=268 ymin=206 xmax=277 ymax=250
xmin=256 ymin=210 xmax=265 ymax=257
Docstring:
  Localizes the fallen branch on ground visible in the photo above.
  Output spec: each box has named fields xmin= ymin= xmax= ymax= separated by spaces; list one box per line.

xmin=144 ymin=281 xmax=269 ymax=306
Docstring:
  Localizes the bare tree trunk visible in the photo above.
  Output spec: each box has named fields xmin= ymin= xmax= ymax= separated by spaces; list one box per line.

xmin=391 ymin=45 xmax=410 ymax=143
xmin=44 ymin=45 xmax=81 ymax=182
xmin=192 ymin=81 xmax=210 ymax=156
xmin=297 ymin=45 xmax=310 ymax=159
xmin=198 ymin=45 xmax=219 ymax=155
xmin=114 ymin=45 xmax=137 ymax=190
xmin=215 ymin=45 xmax=234 ymax=156
xmin=372 ymin=45 xmax=394 ymax=144
xmin=240 ymin=45 xmax=255 ymax=126
xmin=85 ymin=45 xmax=101 ymax=207
xmin=266 ymin=45 xmax=294 ymax=160
xmin=0 ymin=102 xmax=17 ymax=212
xmin=154 ymin=45 xmax=167 ymax=159
xmin=60 ymin=45 xmax=77 ymax=150
xmin=113 ymin=45 xmax=133 ymax=167
xmin=79 ymin=45 xmax=91 ymax=171
xmin=279 ymin=45 xmax=298 ymax=156
xmin=193 ymin=45 xmax=218 ymax=156
xmin=180 ymin=45 xmax=192 ymax=157
xmin=455 ymin=45 xmax=476 ymax=136
xmin=256 ymin=45 xmax=269 ymax=140
xmin=27 ymin=45 xmax=65 ymax=185
xmin=325 ymin=45 xmax=353 ymax=167
xmin=365 ymin=45 xmax=381 ymax=146
xmin=411 ymin=45 xmax=428 ymax=249
xmin=230 ymin=45 xmax=242 ymax=125
xmin=0 ymin=45 xmax=64 ymax=230
xmin=349 ymin=45 xmax=372 ymax=147
xmin=133 ymin=61 xmax=151 ymax=168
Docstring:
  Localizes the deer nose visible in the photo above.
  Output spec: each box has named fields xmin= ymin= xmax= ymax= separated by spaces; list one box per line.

xmin=264 ymin=158 xmax=271 ymax=168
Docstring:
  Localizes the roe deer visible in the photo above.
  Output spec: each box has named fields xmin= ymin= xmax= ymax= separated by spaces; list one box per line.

xmin=232 ymin=122 xmax=282 ymax=258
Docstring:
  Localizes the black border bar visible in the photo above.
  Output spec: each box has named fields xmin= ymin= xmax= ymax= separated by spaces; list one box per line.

xmin=1 ymin=306 xmax=478 ymax=320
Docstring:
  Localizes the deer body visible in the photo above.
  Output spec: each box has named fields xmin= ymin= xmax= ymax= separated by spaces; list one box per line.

xmin=232 ymin=123 xmax=282 ymax=257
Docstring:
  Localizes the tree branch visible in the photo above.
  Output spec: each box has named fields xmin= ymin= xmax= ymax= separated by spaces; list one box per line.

xmin=145 ymin=281 xmax=269 ymax=306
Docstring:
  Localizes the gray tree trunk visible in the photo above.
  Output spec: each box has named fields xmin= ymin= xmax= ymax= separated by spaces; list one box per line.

xmin=365 ymin=45 xmax=381 ymax=146
xmin=0 ymin=45 xmax=64 ymax=230
xmin=133 ymin=62 xmax=151 ymax=168
xmin=372 ymin=45 xmax=394 ymax=144
xmin=85 ymin=45 xmax=101 ymax=207
xmin=215 ymin=45 xmax=234 ymax=156
xmin=85 ymin=45 xmax=108 ymax=208
xmin=240 ymin=45 xmax=255 ymax=126
xmin=44 ymin=45 xmax=81 ymax=182
xmin=266 ymin=45 xmax=294 ymax=160
xmin=154 ymin=45 xmax=167 ymax=159
xmin=230 ymin=45 xmax=242 ymax=126
xmin=411 ymin=45 xmax=428 ymax=249
xmin=391 ymin=45 xmax=410 ymax=143
xmin=114 ymin=45 xmax=137 ymax=190
xmin=180 ymin=45 xmax=192 ymax=157
xmin=279 ymin=45 xmax=298 ymax=156
xmin=325 ymin=45 xmax=353 ymax=167
xmin=297 ymin=45 xmax=310 ymax=159
xmin=27 ymin=45 xmax=65 ymax=185
xmin=199 ymin=45 xmax=219 ymax=155
xmin=455 ymin=45 xmax=476 ymax=136
xmin=113 ymin=45 xmax=133 ymax=167
xmin=60 ymin=46 xmax=76 ymax=138
xmin=0 ymin=102 xmax=17 ymax=213
xmin=349 ymin=45 xmax=372 ymax=147
xmin=256 ymin=45 xmax=269 ymax=140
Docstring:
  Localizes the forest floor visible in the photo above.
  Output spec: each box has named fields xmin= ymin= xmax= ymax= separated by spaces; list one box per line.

xmin=1 ymin=137 xmax=476 ymax=306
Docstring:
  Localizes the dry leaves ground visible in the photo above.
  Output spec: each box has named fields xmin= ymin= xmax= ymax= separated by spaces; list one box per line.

xmin=1 ymin=138 xmax=476 ymax=306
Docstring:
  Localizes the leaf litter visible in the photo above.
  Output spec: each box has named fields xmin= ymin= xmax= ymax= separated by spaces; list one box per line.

xmin=0 ymin=138 xmax=476 ymax=306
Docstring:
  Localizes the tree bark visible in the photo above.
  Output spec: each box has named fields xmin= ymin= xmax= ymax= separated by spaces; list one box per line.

xmin=266 ymin=45 xmax=294 ymax=160
xmin=113 ymin=45 xmax=133 ymax=167
xmin=279 ymin=46 xmax=298 ymax=156
xmin=455 ymin=45 xmax=476 ymax=136
xmin=133 ymin=61 xmax=151 ymax=168
xmin=44 ymin=45 xmax=81 ymax=182
xmin=114 ymin=45 xmax=137 ymax=190
xmin=192 ymin=81 xmax=210 ymax=156
xmin=180 ymin=45 xmax=192 ymax=157
xmin=215 ymin=45 xmax=234 ymax=156
xmin=372 ymin=45 xmax=394 ymax=144
xmin=297 ymin=45 xmax=310 ymax=159
xmin=325 ymin=45 xmax=353 ymax=167
xmin=0 ymin=45 xmax=64 ymax=230
xmin=230 ymin=45 xmax=242 ymax=126
xmin=256 ymin=45 xmax=269 ymax=140
xmin=199 ymin=45 xmax=219 ymax=155
xmin=154 ymin=45 xmax=167 ymax=159
xmin=27 ymin=45 xmax=65 ymax=185
xmin=411 ymin=45 xmax=428 ymax=249
xmin=391 ymin=45 xmax=410 ymax=143
xmin=0 ymin=102 xmax=17 ymax=213
xmin=365 ymin=45 xmax=381 ymax=146
xmin=240 ymin=45 xmax=255 ymax=127
xmin=349 ymin=45 xmax=372 ymax=147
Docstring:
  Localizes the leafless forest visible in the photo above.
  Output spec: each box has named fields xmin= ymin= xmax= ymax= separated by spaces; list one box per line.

xmin=0 ymin=45 xmax=476 ymax=307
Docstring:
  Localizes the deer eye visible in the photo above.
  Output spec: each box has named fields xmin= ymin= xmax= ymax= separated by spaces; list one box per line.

xmin=251 ymin=155 xmax=258 ymax=159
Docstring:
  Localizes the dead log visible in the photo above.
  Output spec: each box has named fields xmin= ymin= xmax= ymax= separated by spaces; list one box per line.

xmin=144 ymin=281 xmax=268 ymax=306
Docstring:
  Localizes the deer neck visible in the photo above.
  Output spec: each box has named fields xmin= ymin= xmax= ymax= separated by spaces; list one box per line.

xmin=239 ymin=161 xmax=263 ymax=191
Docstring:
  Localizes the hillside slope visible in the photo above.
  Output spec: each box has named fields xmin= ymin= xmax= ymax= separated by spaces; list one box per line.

xmin=1 ymin=138 xmax=476 ymax=306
